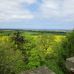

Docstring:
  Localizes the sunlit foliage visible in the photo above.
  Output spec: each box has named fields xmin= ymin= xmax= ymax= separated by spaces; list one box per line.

xmin=0 ymin=30 xmax=72 ymax=74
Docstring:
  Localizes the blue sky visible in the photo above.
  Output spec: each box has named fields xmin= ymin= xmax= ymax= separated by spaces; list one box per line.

xmin=0 ymin=0 xmax=74 ymax=30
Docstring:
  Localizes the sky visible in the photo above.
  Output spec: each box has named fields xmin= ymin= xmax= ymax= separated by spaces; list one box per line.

xmin=0 ymin=0 xmax=74 ymax=30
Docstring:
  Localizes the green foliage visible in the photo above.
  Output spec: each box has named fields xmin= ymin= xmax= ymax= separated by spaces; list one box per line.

xmin=55 ymin=30 xmax=74 ymax=74
xmin=0 ymin=30 xmax=73 ymax=74
xmin=27 ymin=48 xmax=41 ymax=69
xmin=66 ymin=30 xmax=74 ymax=57
xmin=37 ymin=34 xmax=54 ymax=50
xmin=61 ymin=30 xmax=74 ymax=58
xmin=11 ymin=31 xmax=25 ymax=49
xmin=0 ymin=40 xmax=25 ymax=74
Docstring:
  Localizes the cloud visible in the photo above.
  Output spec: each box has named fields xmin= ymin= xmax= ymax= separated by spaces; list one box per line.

xmin=62 ymin=0 xmax=74 ymax=16
xmin=0 ymin=0 xmax=36 ymax=21
xmin=36 ymin=0 xmax=61 ymax=18
xmin=22 ymin=0 xmax=37 ymax=4
xmin=36 ymin=0 xmax=74 ymax=21
xmin=0 ymin=0 xmax=74 ymax=22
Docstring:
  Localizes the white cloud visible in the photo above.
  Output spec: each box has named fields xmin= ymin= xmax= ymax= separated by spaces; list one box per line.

xmin=37 ymin=0 xmax=74 ymax=20
xmin=38 ymin=0 xmax=60 ymax=18
xmin=0 ymin=0 xmax=36 ymax=21
xmin=21 ymin=0 xmax=37 ymax=4
xmin=62 ymin=0 xmax=74 ymax=16
xmin=0 ymin=0 xmax=74 ymax=21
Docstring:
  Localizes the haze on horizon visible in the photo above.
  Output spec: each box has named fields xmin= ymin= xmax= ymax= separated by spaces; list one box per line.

xmin=0 ymin=0 xmax=74 ymax=30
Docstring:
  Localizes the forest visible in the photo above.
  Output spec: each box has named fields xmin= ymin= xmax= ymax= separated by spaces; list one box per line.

xmin=0 ymin=30 xmax=74 ymax=74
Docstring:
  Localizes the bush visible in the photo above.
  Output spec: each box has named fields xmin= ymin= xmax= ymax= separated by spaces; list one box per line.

xmin=0 ymin=40 xmax=25 ymax=74
xmin=56 ymin=30 xmax=74 ymax=74
xmin=62 ymin=30 xmax=74 ymax=58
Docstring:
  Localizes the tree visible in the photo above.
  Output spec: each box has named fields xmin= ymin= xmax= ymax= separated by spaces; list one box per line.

xmin=11 ymin=31 xmax=36 ymax=64
xmin=11 ymin=31 xmax=25 ymax=50
xmin=56 ymin=30 xmax=74 ymax=74
xmin=62 ymin=30 xmax=74 ymax=58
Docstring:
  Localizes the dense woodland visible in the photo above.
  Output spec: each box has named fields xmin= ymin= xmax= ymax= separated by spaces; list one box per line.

xmin=0 ymin=30 xmax=74 ymax=74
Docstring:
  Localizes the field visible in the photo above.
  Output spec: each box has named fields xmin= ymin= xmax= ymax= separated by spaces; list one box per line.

xmin=0 ymin=30 xmax=73 ymax=74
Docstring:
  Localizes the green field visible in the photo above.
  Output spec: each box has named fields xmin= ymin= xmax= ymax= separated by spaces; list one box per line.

xmin=0 ymin=30 xmax=73 ymax=74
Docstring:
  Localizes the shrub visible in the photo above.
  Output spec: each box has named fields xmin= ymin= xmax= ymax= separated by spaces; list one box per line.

xmin=0 ymin=40 xmax=25 ymax=74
